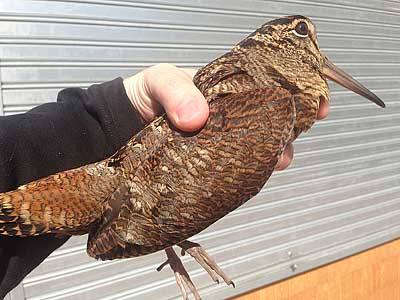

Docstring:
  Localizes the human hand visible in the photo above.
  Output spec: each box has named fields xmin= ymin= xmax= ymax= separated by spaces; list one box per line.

xmin=274 ymin=98 xmax=330 ymax=170
xmin=123 ymin=63 xmax=209 ymax=132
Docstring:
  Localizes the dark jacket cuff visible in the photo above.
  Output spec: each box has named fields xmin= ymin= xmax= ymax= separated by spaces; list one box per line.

xmin=85 ymin=77 xmax=145 ymax=151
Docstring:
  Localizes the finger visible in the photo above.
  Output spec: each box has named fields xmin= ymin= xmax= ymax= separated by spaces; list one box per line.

xmin=145 ymin=64 xmax=209 ymax=132
xmin=275 ymin=143 xmax=294 ymax=171
xmin=317 ymin=97 xmax=329 ymax=120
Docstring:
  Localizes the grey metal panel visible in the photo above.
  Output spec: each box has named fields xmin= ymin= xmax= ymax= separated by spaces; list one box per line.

xmin=8 ymin=283 xmax=25 ymax=300
xmin=1 ymin=0 xmax=399 ymax=299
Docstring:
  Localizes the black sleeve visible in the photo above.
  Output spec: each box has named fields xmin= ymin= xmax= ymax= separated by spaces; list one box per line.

xmin=0 ymin=78 xmax=145 ymax=298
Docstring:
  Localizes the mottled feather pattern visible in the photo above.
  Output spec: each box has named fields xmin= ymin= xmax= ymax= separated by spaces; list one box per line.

xmin=0 ymin=162 xmax=121 ymax=236
xmin=1 ymin=16 xmax=331 ymax=261
xmin=87 ymin=88 xmax=295 ymax=259
xmin=0 ymin=15 xmax=386 ymax=300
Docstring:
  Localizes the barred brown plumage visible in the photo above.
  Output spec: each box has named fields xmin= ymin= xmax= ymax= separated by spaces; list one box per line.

xmin=0 ymin=15 xmax=384 ymax=299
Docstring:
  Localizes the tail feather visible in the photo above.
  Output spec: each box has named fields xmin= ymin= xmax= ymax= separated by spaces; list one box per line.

xmin=0 ymin=162 xmax=120 ymax=236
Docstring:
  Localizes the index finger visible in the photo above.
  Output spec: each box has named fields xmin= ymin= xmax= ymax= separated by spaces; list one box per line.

xmin=317 ymin=97 xmax=329 ymax=120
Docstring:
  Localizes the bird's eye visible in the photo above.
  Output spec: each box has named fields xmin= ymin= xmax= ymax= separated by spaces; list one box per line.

xmin=293 ymin=22 xmax=309 ymax=38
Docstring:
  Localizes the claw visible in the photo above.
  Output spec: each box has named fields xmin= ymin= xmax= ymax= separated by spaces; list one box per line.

xmin=157 ymin=247 xmax=202 ymax=300
xmin=178 ymin=240 xmax=235 ymax=288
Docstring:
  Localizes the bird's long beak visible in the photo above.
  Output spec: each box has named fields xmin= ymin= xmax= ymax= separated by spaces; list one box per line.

xmin=322 ymin=59 xmax=385 ymax=108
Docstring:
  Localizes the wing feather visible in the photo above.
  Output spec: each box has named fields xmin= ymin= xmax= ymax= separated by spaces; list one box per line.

xmin=88 ymin=87 xmax=295 ymax=259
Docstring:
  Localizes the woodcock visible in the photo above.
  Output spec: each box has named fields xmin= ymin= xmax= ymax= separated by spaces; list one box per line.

xmin=0 ymin=15 xmax=385 ymax=299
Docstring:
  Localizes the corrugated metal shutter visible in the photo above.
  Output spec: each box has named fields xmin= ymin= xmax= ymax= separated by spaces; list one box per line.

xmin=1 ymin=0 xmax=399 ymax=299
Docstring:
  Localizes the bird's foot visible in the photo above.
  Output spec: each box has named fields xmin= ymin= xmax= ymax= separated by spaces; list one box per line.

xmin=178 ymin=240 xmax=235 ymax=288
xmin=157 ymin=247 xmax=202 ymax=300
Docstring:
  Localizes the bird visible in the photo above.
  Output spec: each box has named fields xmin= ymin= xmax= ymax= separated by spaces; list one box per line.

xmin=0 ymin=15 xmax=385 ymax=299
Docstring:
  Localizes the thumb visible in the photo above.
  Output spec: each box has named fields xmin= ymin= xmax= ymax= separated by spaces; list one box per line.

xmin=124 ymin=64 xmax=209 ymax=132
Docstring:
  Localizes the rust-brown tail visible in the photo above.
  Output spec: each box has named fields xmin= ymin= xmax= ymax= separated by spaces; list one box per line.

xmin=0 ymin=162 xmax=120 ymax=236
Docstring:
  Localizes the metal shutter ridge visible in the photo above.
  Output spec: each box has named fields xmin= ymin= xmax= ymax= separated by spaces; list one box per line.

xmin=1 ymin=1 xmax=399 ymax=299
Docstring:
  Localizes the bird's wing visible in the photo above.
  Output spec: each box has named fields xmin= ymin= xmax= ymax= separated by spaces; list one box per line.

xmin=87 ymin=87 xmax=295 ymax=259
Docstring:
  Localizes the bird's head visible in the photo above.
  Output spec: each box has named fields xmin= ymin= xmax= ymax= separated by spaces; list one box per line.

xmin=234 ymin=15 xmax=385 ymax=118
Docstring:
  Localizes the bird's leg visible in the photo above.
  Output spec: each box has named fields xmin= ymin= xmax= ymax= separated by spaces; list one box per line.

xmin=157 ymin=247 xmax=202 ymax=300
xmin=178 ymin=240 xmax=235 ymax=288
